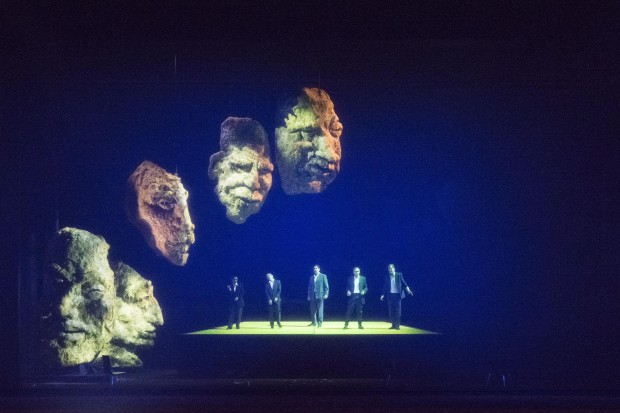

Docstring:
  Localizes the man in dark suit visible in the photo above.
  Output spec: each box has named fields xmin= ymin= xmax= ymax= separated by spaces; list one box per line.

xmin=344 ymin=267 xmax=368 ymax=329
xmin=265 ymin=273 xmax=282 ymax=328
xmin=226 ymin=276 xmax=244 ymax=329
xmin=380 ymin=264 xmax=413 ymax=330
xmin=307 ymin=264 xmax=329 ymax=327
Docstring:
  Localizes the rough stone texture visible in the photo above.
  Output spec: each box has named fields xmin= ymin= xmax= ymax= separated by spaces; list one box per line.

xmin=42 ymin=228 xmax=116 ymax=366
xmin=209 ymin=117 xmax=274 ymax=224
xmin=99 ymin=261 xmax=164 ymax=368
xmin=126 ymin=161 xmax=196 ymax=265
xmin=275 ymin=87 xmax=343 ymax=194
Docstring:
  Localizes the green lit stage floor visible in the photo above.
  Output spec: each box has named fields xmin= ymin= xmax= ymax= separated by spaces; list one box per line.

xmin=187 ymin=321 xmax=437 ymax=335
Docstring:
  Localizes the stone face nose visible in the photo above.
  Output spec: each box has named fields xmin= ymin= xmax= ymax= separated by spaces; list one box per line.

xmin=315 ymin=132 xmax=340 ymax=163
xmin=243 ymin=166 xmax=261 ymax=190
xmin=149 ymin=305 xmax=164 ymax=326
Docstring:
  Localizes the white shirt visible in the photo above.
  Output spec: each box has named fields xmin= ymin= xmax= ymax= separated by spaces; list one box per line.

xmin=269 ymin=280 xmax=274 ymax=289
xmin=390 ymin=275 xmax=398 ymax=293
xmin=353 ymin=276 xmax=360 ymax=293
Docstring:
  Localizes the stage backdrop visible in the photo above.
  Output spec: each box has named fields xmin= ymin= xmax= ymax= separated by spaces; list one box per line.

xmin=7 ymin=7 xmax=618 ymax=387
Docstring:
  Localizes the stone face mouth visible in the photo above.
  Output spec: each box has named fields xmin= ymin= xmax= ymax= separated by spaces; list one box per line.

xmin=138 ymin=330 xmax=156 ymax=340
xmin=60 ymin=331 xmax=86 ymax=343
xmin=164 ymin=240 xmax=193 ymax=264
xmin=238 ymin=193 xmax=263 ymax=204
xmin=167 ymin=239 xmax=192 ymax=250
xmin=305 ymin=161 xmax=337 ymax=180
xmin=135 ymin=328 xmax=155 ymax=341
xmin=228 ymin=186 xmax=265 ymax=203
xmin=58 ymin=322 xmax=88 ymax=342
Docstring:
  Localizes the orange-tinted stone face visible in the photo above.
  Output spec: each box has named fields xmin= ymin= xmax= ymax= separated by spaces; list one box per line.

xmin=276 ymin=88 xmax=343 ymax=195
xmin=126 ymin=161 xmax=195 ymax=265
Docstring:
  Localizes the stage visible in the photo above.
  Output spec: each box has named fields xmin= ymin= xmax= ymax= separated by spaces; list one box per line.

xmin=187 ymin=321 xmax=437 ymax=335
xmin=177 ymin=320 xmax=444 ymax=379
xmin=13 ymin=377 xmax=620 ymax=413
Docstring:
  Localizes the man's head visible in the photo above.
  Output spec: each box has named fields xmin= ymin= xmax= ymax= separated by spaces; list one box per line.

xmin=313 ymin=265 xmax=320 ymax=275
xmin=43 ymin=228 xmax=116 ymax=366
xmin=232 ymin=276 xmax=239 ymax=284
xmin=275 ymin=88 xmax=343 ymax=195
xmin=209 ymin=117 xmax=274 ymax=224
xmin=388 ymin=264 xmax=396 ymax=275
xmin=353 ymin=267 xmax=361 ymax=277
xmin=266 ymin=273 xmax=274 ymax=282
xmin=111 ymin=262 xmax=163 ymax=349
xmin=126 ymin=161 xmax=196 ymax=266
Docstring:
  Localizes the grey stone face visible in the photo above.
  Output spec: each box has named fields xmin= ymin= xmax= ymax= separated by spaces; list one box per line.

xmin=209 ymin=117 xmax=274 ymax=224
xmin=275 ymin=88 xmax=343 ymax=194
xmin=42 ymin=228 xmax=116 ymax=366
xmin=126 ymin=161 xmax=196 ymax=265
xmin=102 ymin=262 xmax=164 ymax=367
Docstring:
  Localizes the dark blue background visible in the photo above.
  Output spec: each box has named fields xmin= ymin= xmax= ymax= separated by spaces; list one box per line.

xmin=2 ymin=1 xmax=618 ymax=388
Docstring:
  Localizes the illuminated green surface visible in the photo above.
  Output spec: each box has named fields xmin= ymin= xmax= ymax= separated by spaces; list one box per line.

xmin=187 ymin=321 xmax=437 ymax=335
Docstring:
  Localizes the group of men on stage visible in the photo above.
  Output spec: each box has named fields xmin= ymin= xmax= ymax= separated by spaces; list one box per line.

xmin=226 ymin=264 xmax=413 ymax=330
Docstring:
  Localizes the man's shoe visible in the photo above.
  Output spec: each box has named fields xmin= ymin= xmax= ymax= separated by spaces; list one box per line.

xmin=343 ymin=324 xmax=349 ymax=330
xmin=227 ymin=326 xmax=232 ymax=330
xmin=271 ymin=325 xmax=274 ymax=329
xmin=395 ymin=326 xmax=400 ymax=330
xmin=308 ymin=323 xmax=316 ymax=326
xmin=389 ymin=326 xmax=396 ymax=329
xmin=318 ymin=323 xmax=322 ymax=328
xmin=236 ymin=325 xmax=240 ymax=329
xmin=277 ymin=323 xmax=282 ymax=328
xmin=358 ymin=325 xmax=364 ymax=329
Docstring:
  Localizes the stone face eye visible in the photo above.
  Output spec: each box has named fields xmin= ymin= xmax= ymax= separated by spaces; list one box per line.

xmin=82 ymin=281 xmax=105 ymax=300
xmin=292 ymin=131 xmax=304 ymax=141
xmin=230 ymin=162 xmax=252 ymax=173
xmin=156 ymin=198 xmax=176 ymax=211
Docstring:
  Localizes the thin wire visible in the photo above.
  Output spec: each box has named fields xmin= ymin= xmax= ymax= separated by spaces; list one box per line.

xmin=174 ymin=54 xmax=179 ymax=175
xmin=54 ymin=162 xmax=59 ymax=232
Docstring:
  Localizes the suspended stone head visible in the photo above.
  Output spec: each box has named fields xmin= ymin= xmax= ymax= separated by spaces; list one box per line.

xmin=275 ymin=87 xmax=343 ymax=194
xmin=102 ymin=261 xmax=164 ymax=367
xmin=42 ymin=228 xmax=116 ymax=366
xmin=209 ymin=117 xmax=274 ymax=224
xmin=126 ymin=161 xmax=196 ymax=265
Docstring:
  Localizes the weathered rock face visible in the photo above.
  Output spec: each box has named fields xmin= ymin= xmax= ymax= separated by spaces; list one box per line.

xmin=126 ymin=161 xmax=196 ymax=265
xmin=209 ymin=117 xmax=274 ymax=224
xmin=275 ymin=88 xmax=343 ymax=195
xmin=102 ymin=261 xmax=164 ymax=367
xmin=42 ymin=228 xmax=116 ymax=366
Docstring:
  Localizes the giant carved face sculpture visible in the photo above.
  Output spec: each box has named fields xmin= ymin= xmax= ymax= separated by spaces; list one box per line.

xmin=126 ymin=161 xmax=196 ymax=265
xmin=111 ymin=261 xmax=163 ymax=350
xmin=275 ymin=88 xmax=343 ymax=194
xmin=208 ymin=117 xmax=274 ymax=224
xmin=43 ymin=228 xmax=116 ymax=366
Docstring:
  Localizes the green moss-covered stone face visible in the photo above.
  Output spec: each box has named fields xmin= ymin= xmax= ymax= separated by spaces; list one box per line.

xmin=112 ymin=262 xmax=163 ymax=346
xmin=42 ymin=230 xmax=164 ymax=368
xmin=43 ymin=228 xmax=116 ymax=366
xmin=100 ymin=262 xmax=163 ymax=367
xmin=209 ymin=117 xmax=274 ymax=224
xmin=276 ymin=88 xmax=343 ymax=195
xmin=126 ymin=161 xmax=196 ymax=265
